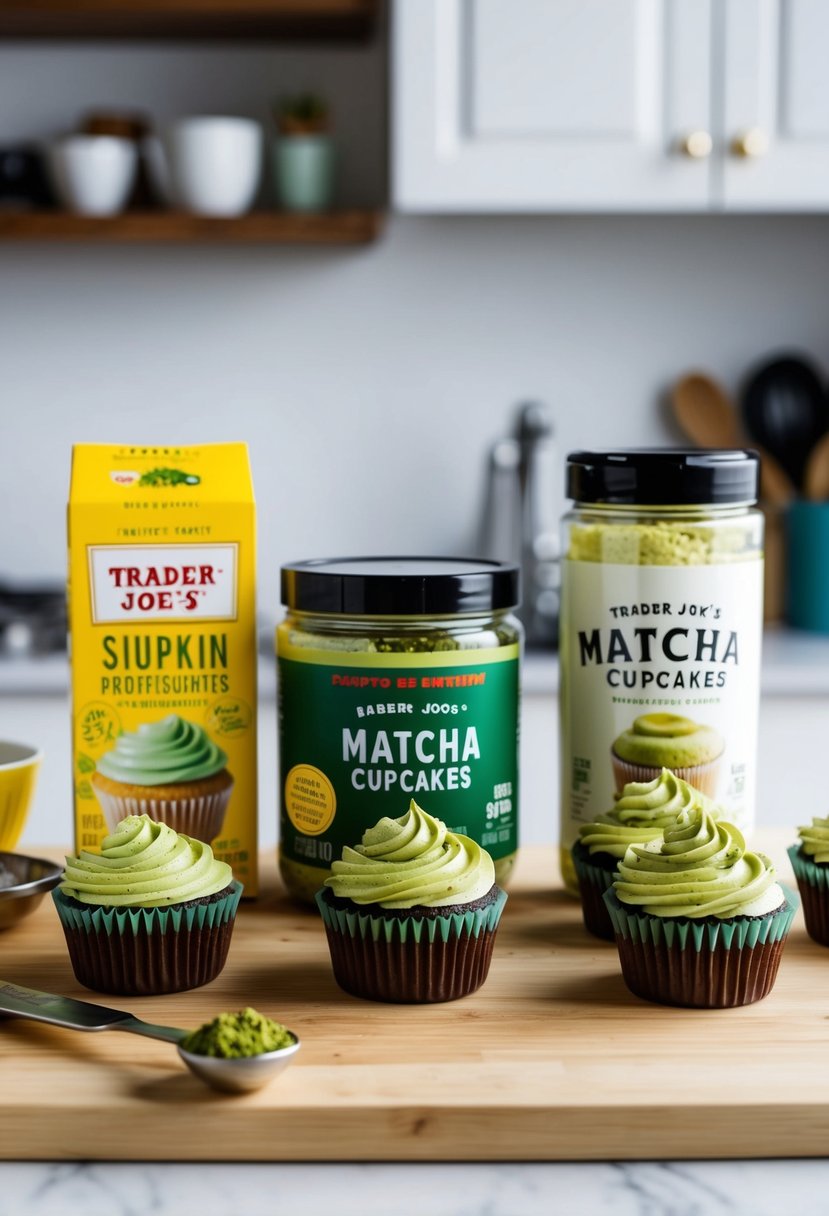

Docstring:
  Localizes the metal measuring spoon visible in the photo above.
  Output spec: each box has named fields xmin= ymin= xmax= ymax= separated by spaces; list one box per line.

xmin=0 ymin=980 xmax=300 ymax=1094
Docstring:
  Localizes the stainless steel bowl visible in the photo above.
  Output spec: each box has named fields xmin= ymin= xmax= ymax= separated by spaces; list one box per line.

xmin=0 ymin=852 xmax=62 ymax=930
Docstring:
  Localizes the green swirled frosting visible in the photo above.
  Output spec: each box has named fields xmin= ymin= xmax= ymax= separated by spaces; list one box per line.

xmin=96 ymin=714 xmax=227 ymax=786
xmin=613 ymin=805 xmax=783 ymax=919
xmin=60 ymin=814 xmax=233 ymax=907
xmin=579 ymin=769 xmax=716 ymax=860
xmin=324 ymin=800 xmax=495 ymax=909
xmin=797 ymin=815 xmax=829 ymax=865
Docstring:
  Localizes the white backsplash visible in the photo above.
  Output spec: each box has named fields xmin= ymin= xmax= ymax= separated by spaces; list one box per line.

xmin=1 ymin=47 xmax=829 ymax=613
xmin=3 ymin=213 xmax=829 ymax=614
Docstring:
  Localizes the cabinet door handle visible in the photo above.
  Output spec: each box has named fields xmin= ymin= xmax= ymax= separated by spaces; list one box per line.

xmin=732 ymin=128 xmax=769 ymax=158
xmin=680 ymin=131 xmax=713 ymax=159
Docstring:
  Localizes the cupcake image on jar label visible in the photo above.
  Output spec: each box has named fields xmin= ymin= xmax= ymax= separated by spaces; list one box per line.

xmin=610 ymin=713 xmax=724 ymax=799
xmin=91 ymin=713 xmax=233 ymax=843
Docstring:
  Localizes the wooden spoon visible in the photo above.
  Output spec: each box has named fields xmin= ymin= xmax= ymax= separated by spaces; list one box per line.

xmin=671 ymin=372 xmax=795 ymax=506
xmin=804 ymin=431 xmax=829 ymax=501
xmin=672 ymin=373 xmax=741 ymax=447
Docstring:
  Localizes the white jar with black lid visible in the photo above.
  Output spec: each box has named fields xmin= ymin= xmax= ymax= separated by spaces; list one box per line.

xmin=559 ymin=449 xmax=764 ymax=892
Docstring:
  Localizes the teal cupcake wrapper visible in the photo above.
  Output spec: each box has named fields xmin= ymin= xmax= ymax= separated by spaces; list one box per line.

xmin=571 ymin=846 xmax=617 ymax=894
xmin=571 ymin=844 xmax=617 ymax=940
xmin=52 ymin=880 xmax=243 ymax=938
xmin=788 ymin=844 xmax=829 ymax=890
xmin=315 ymin=887 xmax=508 ymax=945
xmin=602 ymin=884 xmax=798 ymax=952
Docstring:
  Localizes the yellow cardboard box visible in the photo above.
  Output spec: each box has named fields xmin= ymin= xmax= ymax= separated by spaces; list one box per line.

xmin=67 ymin=443 xmax=258 ymax=895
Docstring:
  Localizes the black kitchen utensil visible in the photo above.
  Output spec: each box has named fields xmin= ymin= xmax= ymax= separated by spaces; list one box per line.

xmin=0 ymin=145 xmax=53 ymax=209
xmin=742 ymin=354 xmax=828 ymax=489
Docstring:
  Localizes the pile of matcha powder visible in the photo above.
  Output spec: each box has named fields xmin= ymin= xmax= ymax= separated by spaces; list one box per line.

xmin=181 ymin=1007 xmax=295 ymax=1058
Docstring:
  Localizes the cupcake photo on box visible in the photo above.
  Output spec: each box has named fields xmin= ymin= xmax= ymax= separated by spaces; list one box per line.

xmin=611 ymin=713 xmax=724 ymax=799
xmin=53 ymin=814 xmax=242 ymax=996
xmin=316 ymin=799 xmax=507 ymax=1004
xmin=91 ymin=713 xmax=233 ymax=843
xmin=572 ymin=767 xmax=719 ymax=941
xmin=788 ymin=815 xmax=829 ymax=947
xmin=603 ymin=804 xmax=797 ymax=1008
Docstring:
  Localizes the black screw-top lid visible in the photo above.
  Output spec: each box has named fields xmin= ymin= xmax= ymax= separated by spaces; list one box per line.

xmin=281 ymin=557 xmax=520 ymax=616
xmin=566 ymin=449 xmax=759 ymax=506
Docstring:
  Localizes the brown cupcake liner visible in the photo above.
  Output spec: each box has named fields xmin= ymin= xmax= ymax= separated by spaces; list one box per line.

xmin=603 ymin=886 xmax=798 ymax=1009
xmin=788 ymin=846 xmax=829 ymax=947
xmin=571 ymin=843 xmax=616 ymax=942
xmin=611 ymin=753 xmax=722 ymax=800
xmin=322 ymin=921 xmax=500 ymax=1003
xmin=52 ymin=883 xmax=242 ymax=997
xmin=316 ymin=888 xmax=507 ymax=1004
xmin=614 ymin=933 xmax=788 ymax=1009
xmin=796 ymin=882 xmax=829 ymax=947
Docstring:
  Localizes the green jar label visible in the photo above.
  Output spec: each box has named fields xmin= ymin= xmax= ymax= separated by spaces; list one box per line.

xmin=277 ymin=642 xmax=520 ymax=869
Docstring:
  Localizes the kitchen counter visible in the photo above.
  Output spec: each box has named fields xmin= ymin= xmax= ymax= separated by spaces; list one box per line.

xmin=2 ymin=1158 xmax=827 ymax=1214
xmin=3 ymin=636 xmax=828 ymax=1211
xmin=4 ymin=626 xmax=829 ymax=698
xmin=4 ymin=840 xmax=828 ymax=1210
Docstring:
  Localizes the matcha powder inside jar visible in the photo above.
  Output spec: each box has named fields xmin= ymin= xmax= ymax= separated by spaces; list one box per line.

xmin=559 ymin=450 xmax=763 ymax=892
xmin=277 ymin=558 xmax=522 ymax=903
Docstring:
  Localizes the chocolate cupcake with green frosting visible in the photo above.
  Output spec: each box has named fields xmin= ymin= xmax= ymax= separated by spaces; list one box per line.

xmin=611 ymin=713 xmax=724 ymax=799
xmin=53 ymin=814 xmax=242 ymax=996
xmin=603 ymin=805 xmax=797 ymax=1008
xmin=91 ymin=713 xmax=233 ymax=843
xmin=788 ymin=816 xmax=829 ymax=946
xmin=316 ymin=799 xmax=507 ymax=1003
xmin=572 ymin=768 xmax=717 ymax=941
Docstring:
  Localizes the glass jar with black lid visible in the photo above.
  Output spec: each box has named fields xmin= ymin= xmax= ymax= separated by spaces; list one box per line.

xmin=277 ymin=557 xmax=522 ymax=903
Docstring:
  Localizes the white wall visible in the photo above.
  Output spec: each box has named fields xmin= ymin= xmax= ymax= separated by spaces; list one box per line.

xmin=1 ymin=44 xmax=829 ymax=623
xmin=4 ymin=212 xmax=829 ymax=619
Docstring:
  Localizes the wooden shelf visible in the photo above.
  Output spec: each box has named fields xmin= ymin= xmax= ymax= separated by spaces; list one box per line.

xmin=0 ymin=209 xmax=384 ymax=244
xmin=0 ymin=0 xmax=378 ymax=40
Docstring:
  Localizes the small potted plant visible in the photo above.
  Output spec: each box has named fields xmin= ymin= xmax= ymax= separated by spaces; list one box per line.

xmin=273 ymin=94 xmax=333 ymax=213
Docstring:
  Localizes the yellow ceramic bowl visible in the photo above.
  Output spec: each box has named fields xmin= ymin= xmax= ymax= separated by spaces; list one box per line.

xmin=0 ymin=742 xmax=42 ymax=851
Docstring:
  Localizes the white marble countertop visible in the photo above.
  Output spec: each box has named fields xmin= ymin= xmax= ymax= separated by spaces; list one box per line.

xmin=2 ymin=1160 xmax=827 ymax=1215
xmin=3 ymin=626 xmax=829 ymax=698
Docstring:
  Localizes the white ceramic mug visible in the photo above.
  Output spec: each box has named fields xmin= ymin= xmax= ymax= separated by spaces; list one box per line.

xmin=47 ymin=135 xmax=137 ymax=216
xmin=163 ymin=117 xmax=262 ymax=217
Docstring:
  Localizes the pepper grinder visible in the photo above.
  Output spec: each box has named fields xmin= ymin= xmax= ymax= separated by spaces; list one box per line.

xmin=479 ymin=401 xmax=560 ymax=648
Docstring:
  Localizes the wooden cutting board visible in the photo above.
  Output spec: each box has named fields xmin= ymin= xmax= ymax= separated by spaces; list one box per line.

xmin=1 ymin=833 xmax=826 ymax=1162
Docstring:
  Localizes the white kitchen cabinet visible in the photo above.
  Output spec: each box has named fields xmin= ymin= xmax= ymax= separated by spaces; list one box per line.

xmin=393 ymin=0 xmax=714 ymax=212
xmin=721 ymin=0 xmax=829 ymax=209
xmin=394 ymin=0 xmax=829 ymax=212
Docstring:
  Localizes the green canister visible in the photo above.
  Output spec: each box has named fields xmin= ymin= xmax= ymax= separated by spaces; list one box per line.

xmin=277 ymin=557 xmax=521 ymax=903
xmin=559 ymin=450 xmax=764 ymax=893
